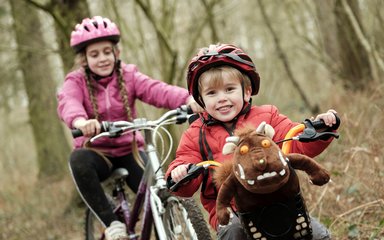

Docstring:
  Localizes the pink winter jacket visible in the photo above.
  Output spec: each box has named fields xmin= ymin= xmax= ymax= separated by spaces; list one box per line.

xmin=165 ymin=104 xmax=335 ymax=230
xmin=57 ymin=63 xmax=190 ymax=157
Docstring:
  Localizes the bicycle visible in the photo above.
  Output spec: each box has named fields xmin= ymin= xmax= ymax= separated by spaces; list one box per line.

xmin=168 ymin=117 xmax=340 ymax=239
xmin=72 ymin=105 xmax=212 ymax=240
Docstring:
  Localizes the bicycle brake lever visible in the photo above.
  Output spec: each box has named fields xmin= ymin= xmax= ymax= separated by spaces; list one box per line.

xmin=108 ymin=127 xmax=124 ymax=138
xmin=298 ymin=129 xmax=339 ymax=142
xmin=89 ymin=127 xmax=124 ymax=142
xmin=90 ymin=132 xmax=111 ymax=142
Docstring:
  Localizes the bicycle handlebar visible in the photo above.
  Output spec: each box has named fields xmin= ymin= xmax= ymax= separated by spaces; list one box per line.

xmin=167 ymin=114 xmax=341 ymax=192
xmin=71 ymin=105 xmax=193 ymax=139
xmin=168 ymin=161 xmax=222 ymax=192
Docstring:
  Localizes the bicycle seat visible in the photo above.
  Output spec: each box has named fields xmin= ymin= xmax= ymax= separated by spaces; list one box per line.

xmin=110 ymin=168 xmax=129 ymax=181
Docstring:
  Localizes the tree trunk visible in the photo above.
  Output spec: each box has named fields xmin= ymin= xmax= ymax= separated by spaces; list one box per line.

xmin=334 ymin=0 xmax=372 ymax=91
xmin=10 ymin=0 xmax=71 ymax=181
xmin=25 ymin=0 xmax=90 ymax=72
xmin=314 ymin=0 xmax=340 ymax=65
xmin=257 ymin=0 xmax=319 ymax=114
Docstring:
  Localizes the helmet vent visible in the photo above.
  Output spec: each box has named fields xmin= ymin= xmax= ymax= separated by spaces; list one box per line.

xmin=70 ymin=16 xmax=121 ymax=52
xmin=220 ymin=48 xmax=233 ymax=54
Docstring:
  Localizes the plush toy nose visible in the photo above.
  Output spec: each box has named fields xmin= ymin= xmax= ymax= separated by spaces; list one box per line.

xmin=253 ymin=155 xmax=267 ymax=171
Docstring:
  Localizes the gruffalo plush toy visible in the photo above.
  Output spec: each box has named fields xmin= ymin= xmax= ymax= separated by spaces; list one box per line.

xmin=214 ymin=122 xmax=330 ymax=240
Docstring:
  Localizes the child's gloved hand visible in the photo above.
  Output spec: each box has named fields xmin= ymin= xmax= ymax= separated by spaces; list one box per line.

xmin=170 ymin=164 xmax=190 ymax=183
xmin=313 ymin=109 xmax=338 ymax=129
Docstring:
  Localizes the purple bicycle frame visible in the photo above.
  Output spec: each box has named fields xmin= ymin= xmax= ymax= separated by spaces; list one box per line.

xmin=113 ymin=175 xmax=154 ymax=240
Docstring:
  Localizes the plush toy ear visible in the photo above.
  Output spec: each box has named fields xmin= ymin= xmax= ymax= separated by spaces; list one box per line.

xmin=256 ymin=121 xmax=275 ymax=138
xmin=222 ymin=142 xmax=237 ymax=155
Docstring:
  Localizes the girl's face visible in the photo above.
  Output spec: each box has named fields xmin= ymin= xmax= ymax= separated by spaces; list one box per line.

xmin=85 ymin=41 xmax=118 ymax=77
xmin=200 ymin=71 xmax=251 ymax=124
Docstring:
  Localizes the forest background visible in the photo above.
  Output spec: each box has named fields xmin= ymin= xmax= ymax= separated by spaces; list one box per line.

xmin=0 ymin=0 xmax=383 ymax=239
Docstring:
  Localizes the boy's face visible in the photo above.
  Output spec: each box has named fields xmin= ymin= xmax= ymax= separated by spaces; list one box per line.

xmin=200 ymin=73 xmax=251 ymax=123
xmin=85 ymin=40 xmax=119 ymax=77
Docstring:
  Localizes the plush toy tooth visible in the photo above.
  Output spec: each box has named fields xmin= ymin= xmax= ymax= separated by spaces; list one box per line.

xmin=238 ymin=164 xmax=246 ymax=179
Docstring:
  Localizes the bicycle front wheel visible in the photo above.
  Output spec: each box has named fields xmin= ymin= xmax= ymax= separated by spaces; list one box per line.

xmin=162 ymin=197 xmax=212 ymax=240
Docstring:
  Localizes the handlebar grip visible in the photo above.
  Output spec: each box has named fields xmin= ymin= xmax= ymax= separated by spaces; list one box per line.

xmin=71 ymin=121 xmax=110 ymax=138
xmin=71 ymin=129 xmax=83 ymax=138
xmin=186 ymin=105 xmax=194 ymax=114
xmin=179 ymin=105 xmax=194 ymax=114
xmin=167 ymin=164 xmax=205 ymax=192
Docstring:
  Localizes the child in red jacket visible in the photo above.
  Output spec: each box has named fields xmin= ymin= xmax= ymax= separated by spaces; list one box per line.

xmin=166 ymin=43 xmax=338 ymax=240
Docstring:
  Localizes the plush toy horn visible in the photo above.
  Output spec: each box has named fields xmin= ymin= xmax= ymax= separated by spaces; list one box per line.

xmin=256 ymin=121 xmax=275 ymax=139
xmin=222 ymin=136 xmax=239 ymax=155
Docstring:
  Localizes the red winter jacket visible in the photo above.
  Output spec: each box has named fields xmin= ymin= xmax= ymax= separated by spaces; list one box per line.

xmin=165 ymin=104 xmax=334 ymax=230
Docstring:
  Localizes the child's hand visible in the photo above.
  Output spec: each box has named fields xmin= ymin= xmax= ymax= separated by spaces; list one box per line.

xmin=72 ymin=118 xmax=101 ymax=137
xmin=171 ymin=164 xmax=190 ymax=183
xmin=186 ymin=96 xmax=204 ymax=113
xmin=313 ymin=109 xmax=338 ymax=128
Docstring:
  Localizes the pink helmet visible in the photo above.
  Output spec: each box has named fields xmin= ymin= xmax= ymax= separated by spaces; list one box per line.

xmin=70 ymin=16 xmax=120 ymax=52
xmin=187 ymin=44 xmax=260 ymax=107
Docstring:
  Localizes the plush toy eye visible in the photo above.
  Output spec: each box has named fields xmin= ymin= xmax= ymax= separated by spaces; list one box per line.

xmin=239 ymin=145 xmax=249 ymax=155
xmin=261 ymin=139 xmax=271 ymax=148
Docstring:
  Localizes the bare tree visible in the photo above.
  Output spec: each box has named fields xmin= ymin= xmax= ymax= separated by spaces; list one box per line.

xmin=10 ymin=0 xmax=71 ymax=180
xmin=257 ymin=0 xmax=319 ymax=114
xmin=25 ymin=0 xmax=90 ymax=72
xmin=340 ymin=0 xmax=384 ymax=84
xmin=334 ymin=0 xmax=372 ymax=91
xmin=313 ymin=0 xmax=340 ymax=72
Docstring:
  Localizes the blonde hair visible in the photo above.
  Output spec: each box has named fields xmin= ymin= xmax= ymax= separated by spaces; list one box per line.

xmin=198 ymin=66 xmax=251 ymax=93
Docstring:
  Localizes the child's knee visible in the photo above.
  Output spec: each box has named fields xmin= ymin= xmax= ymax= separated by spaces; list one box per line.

xmin=310 ymin=216 xmax=331 ymax=240
xmin=217 ymin=216 xmax=248 ymax=240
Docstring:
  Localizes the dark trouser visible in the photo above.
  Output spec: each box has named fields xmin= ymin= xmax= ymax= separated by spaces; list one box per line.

xmin=217 ymin=215 xmax=331 ymax=240
xmin=69 ymin=148 xmax=146 ymax=227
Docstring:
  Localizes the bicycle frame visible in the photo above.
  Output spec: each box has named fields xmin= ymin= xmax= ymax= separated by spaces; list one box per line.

xmin=82 ymin=106 xmax=210 ymax=240
xmin=107 ymin=127 xmax=174 ymax=240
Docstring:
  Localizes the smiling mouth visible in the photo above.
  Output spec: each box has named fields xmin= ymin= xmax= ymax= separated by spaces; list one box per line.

xmin=217 ymin=105 xmax=232 ymax=111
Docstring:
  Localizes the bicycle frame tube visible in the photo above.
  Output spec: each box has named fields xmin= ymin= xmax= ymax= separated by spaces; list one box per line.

xmin=150 ymin=187 xmax=168 ymax=240
xmin=125 ymin=128 xmax=169 ymax=240
xmin=126 ymin=176 xmax=148 ymax=240
xmin=143 ymin=128 xmax=169 ymax=240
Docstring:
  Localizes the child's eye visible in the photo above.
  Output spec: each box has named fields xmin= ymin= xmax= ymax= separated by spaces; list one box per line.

xmin=226 ymin=87 xmax=236 ymax=92
xmin=104 ymin=49 xmax=113 ymax=55
xmin=206 ymin=90 xmax=216 ymax=95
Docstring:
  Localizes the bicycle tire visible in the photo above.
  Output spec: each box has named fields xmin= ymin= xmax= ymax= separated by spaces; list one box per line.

xmin=162 ymin=197 xmax=212 ymax=240
xmin=85 ymin=193 xmax=116 ymax=240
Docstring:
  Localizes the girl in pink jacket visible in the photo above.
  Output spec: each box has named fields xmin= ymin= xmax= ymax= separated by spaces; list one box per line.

xmin=166 ymin=43 xmax=339 ymax=240
xmin=57 ymin=16 xmax=200 ymax=240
